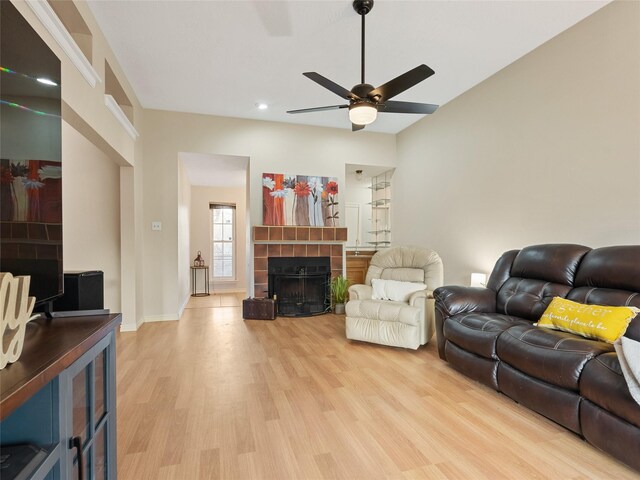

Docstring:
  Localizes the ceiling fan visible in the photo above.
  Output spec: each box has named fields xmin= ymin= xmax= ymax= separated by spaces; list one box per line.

xmin=287 ymin=0 xmax=438 ymax=131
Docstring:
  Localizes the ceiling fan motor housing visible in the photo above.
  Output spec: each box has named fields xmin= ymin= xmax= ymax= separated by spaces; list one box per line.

xmin=353 ymin=0 xmax=374 ymax=15
xmin=351 ymin=83 xmax=375 ymax=101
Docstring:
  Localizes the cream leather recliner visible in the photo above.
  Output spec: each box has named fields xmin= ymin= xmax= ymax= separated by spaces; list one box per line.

xmin=345 ymin=246 xmax=443 ymax=349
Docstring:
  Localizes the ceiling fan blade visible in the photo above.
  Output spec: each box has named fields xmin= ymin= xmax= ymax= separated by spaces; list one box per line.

xmin=378 ymin=101 xmax=438 ymax=114
xmin=303 ymin=72 xmax=358 ymax=100
xmin=287 ymin=104 xmax=348 ymax=114
xmin=352 ymin=123 xmax=365 ymax=132
xmin=369 ymin=64 xmax=435 ymax=102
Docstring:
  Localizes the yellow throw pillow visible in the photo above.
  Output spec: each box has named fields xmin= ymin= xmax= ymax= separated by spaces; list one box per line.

xmin=536 ymin=297 xmax=639 ymax=343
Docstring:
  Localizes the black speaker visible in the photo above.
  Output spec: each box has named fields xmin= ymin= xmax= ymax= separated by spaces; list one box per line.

xmin=54 ymin=271 xmax=104 ymax=311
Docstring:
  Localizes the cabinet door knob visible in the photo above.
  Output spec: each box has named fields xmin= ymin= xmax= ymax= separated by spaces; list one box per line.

xmin=71 ymin=436 xmax=85 ymax=480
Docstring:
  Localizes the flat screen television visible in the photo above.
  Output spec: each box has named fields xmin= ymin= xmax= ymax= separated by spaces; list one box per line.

xmin=0 ymin=1 xmax=63 ymax=306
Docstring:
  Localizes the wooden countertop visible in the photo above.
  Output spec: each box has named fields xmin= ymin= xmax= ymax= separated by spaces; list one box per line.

xmin=346 ymin=251 xmax=376 ymax=258
xmin=1 ymin=314 xmax=121 ymax=420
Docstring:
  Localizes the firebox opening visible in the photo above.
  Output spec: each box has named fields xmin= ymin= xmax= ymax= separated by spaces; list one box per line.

xmin=268 ymin=257 xmax=331 ymax=317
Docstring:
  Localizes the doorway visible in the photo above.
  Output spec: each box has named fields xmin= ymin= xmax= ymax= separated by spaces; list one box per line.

xmin=178 ymin=152 xmax=250 ymax=298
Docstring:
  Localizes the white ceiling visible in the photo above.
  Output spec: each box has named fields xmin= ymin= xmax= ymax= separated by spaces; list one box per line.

xmin=86 ymin=0 xmax=610 ymax=134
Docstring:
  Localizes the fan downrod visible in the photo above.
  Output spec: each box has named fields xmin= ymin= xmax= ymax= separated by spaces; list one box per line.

xmin=353 ymin=0 xmax=373 ymax=15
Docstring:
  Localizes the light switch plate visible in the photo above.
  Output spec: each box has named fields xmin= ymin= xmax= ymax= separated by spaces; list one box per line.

xmin=151 ymin=221 xmax=162 ymax=231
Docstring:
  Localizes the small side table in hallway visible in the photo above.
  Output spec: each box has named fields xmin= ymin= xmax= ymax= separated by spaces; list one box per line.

xmin=191 ymin=265 xmax=210 ymax=296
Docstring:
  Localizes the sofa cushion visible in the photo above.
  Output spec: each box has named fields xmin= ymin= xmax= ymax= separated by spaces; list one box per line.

xmin=509 ymin=244 xmax=590 ymax=285
xmin=496 ymin=277 xmax=572 ymax=321
xmin=496 ymin=324 xmax=613 ymax=390
xmin=537 ymin=297 xmax=638 ymax=343
xmin=580 ymin=352 xmax=640 ymax=429
xmin=443 ymin=313 xmax=530 ymax=359
xmin=568 ymin=287 xmax=640 ymax=309
xmin=574 ymin=245 xmax=640 ymax=293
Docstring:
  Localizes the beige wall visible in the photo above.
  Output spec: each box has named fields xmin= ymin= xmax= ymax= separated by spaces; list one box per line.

xmin=395 ymin=0 xmax=640 ymax=286
xmin=190 ymin=185 xmax=247 ymax=293
xmin=13 ymin=0 xmax=145 ymax=329
xmin=176 ymin=161 xmax=191 ymax=317
xmin=62 ymin=122 xmax=121 ymax=310
xmin=142 ymin=112 xmax=397 ymax=318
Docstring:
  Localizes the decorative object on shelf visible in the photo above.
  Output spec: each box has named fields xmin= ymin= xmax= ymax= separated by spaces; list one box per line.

xmin=470 ymin=272 xmax=487 ymax=288
xmin=262 ymin=172 xmax=340 ymax=226
xmin=193 ymin=251 xmax=205 ymax=267
xmin=330 ymin=275 xmax=350 ymax=315
xmin=0 ymin=272 xmax=36 ymax=369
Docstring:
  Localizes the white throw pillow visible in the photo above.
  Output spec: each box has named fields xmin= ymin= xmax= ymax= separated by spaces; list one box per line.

xmin=371 ymin=278 xmax=427 ymax=302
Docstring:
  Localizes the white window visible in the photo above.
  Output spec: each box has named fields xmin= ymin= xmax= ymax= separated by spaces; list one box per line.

xmin=210 ymin=203 xmax=235 ymax=279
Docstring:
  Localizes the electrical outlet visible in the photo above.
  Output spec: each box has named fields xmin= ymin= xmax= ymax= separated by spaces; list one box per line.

xmin=151 ymin=221 xmax=162 ymax=231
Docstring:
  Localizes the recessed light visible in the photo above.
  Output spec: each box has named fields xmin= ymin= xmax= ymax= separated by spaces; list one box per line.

xmin=257 ymin=103 xmax=268 ymax=110
xmin=37 ymin=77 xmax=57 ymax=86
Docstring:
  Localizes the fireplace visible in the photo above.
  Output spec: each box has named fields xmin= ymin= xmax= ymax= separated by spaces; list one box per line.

xmin=268 ymin=257 xmax=331 ymax=317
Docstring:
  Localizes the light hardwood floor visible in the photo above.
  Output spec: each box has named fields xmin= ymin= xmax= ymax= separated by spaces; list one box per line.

xmin=116 ymin=295 xmax=639 ymax=479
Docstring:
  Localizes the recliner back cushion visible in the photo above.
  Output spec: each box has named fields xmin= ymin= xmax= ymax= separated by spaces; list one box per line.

xmin=574 ymin=246 xmax=640 ymax=293
xmin=567 ymin=245 xmax=640 ymax=308
xmin=510 ymin=244 xmax=591 ymax=285
xmin=568 ymin=246 xmax=640 ymax=337
xmin=495 ymin=244 xmax=591 ymax=321
xmin=365 ymin=246 xmax=444 ymax=291
xmin=380 ymin=268 xmax=424 ymax=283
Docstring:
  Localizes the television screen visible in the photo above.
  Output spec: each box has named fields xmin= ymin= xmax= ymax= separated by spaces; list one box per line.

xmin=0 ymin=1 xmax=63 ymax=304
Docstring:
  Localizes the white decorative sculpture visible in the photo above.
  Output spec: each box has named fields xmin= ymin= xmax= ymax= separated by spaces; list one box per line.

xmin=0 ymin=272 xmax=37 ymax=369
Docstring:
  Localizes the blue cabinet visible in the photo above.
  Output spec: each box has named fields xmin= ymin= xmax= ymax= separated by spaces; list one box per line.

xmin=1 ymin=315 xmax=121 ymax=480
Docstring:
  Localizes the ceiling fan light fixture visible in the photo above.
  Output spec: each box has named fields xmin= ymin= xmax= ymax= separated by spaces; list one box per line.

xmin=349 ymin=102 xmax=377 ymax=125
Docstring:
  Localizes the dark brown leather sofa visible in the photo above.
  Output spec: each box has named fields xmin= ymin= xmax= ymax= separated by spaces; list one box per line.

xmin=434 ymin=244 xmax=640 ymax=470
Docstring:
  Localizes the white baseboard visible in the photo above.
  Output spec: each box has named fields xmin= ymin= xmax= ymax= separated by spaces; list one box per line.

xmin=211 ymin=287 xmax=246 ymax=294
xmin=144 ymin=314 xmax=179 ymax=323
xmin=178 ymin=295 xmax=189 ymax=318
xmin=119 ymin=313 xmax=144 ymax=332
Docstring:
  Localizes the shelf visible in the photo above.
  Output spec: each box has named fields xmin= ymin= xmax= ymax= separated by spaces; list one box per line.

xmin=25 ymin=0 xmax=101 ymax=87
xmin=368 ymin=229 xmax=391 ymax=234
xmin=0 ymin=443 xmax=57 ymax=480
xmin=368 ymin=241 xmax=391 ymax=246
xmin=368 ymin=198 xmax=390 ymax=207
xmin=368 ymin=181 xmax=391 ymax=191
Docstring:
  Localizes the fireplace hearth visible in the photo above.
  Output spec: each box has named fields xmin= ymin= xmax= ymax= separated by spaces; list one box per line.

xmin=268 ymin=257 xmax=331 ymax=317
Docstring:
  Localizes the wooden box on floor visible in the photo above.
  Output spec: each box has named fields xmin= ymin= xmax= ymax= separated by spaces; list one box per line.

xmin=242 ymin=298 xmax=276 ymax=320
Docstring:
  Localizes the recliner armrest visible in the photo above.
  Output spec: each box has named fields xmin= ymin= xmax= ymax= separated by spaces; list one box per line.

xmin=349 ymin=284 xmax=372 ymax=301
xmin=408 ymin=289 xmax=433 ymax=307
xmin=434 ymin=286 xmax=497 ymax=319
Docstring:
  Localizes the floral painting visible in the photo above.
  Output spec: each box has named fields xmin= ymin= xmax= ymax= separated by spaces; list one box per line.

xmin=263 ymin=173 xmax=339 ymax=226
xmin=1 ymin=159 xmax=61 ymax=223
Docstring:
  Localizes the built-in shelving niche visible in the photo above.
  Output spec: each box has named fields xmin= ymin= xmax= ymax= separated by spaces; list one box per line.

xmin=26 ymin=0 xmax=101 ymax=86
xmin=104 ymin=61 xmax=139 ymax=139
xmin=47 ymin=0 xmax=92 ymax=61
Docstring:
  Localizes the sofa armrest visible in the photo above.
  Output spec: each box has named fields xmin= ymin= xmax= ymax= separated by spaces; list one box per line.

xmin=434 ymin=286 xmax=497 ymax=318
xmin=433 ymin=285 xmax=497 ymax=360
xmin=349 ymin=284 xmax=372 ymax=301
